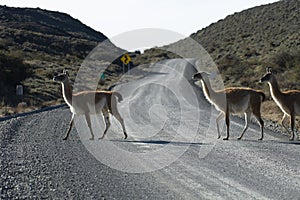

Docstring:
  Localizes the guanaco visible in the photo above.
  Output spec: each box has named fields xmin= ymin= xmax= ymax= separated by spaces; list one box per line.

xmin=261 ymin=67 xmax=300 ymax=140
xmin=193 ymin=72 xmax=265 ymax=140
xmin=53 ymin=70 xmax=127 ymax=140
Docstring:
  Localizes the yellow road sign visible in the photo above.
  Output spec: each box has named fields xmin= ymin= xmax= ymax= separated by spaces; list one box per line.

xmin=121 ymin=53 xmax=131 ymax=65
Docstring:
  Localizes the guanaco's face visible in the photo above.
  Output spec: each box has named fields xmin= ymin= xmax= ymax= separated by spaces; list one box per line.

xmin=192 ymin=72 xmax=210 ymax=81
xmin=53 ymin=71 xmax=69 ymax=83
xmin=260 ymin=67 xmax=274 ymax=83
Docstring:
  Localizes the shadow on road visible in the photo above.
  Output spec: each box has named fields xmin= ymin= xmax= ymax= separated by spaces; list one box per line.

xmin=237 ymin=138 xmax=300 ymax=145
xmin=112 ymin=139 xmax=205 ymax=147
xmin=277 ymin=141 xmax=300 ymax=145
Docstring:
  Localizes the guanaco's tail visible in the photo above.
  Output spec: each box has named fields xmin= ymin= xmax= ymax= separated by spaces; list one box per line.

xmin=113 ymin=92 xmax=123 ymax=102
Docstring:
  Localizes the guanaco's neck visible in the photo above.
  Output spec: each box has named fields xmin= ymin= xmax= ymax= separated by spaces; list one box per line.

xmin=61 ymin=80 xmax=73 ymax=106
xmin=268 ymin=77 xmax=283 ymax=100
xmin=200 ymin=78 xmax=218 ymax=103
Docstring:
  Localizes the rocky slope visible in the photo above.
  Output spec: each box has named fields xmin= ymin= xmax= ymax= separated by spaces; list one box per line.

xmin=0 ymin=6 xmax=123 ymax=116
xmin=135 ymin=0 xmax=300 ymax=89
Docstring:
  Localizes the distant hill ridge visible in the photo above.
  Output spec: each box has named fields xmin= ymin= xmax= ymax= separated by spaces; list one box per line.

xmin=191 ymin=0 xmax=300 ymax=62
xmin=0 ymin=5 xmax=122 ymax=116
xmin=0 ymin=5 xmax=107 ymax=42
xmin=135 ymin=0 xmax=300 ymax=89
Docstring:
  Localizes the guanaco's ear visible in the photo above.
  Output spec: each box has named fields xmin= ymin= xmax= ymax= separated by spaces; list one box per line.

xmin=63 ymin=69 xmax=69 ymax=76
xmin=266 ymin=67 xmax=272 ymax=73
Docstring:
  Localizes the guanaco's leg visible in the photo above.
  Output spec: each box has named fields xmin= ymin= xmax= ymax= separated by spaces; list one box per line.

xmin=216 ymin=112 xmax=225 ymax=139
xmin=85 ymin=113 xmax=94 ymax=140
xmin=254 ymin=116 xmax=264 ymax=141
xmin=63 ymin=113 xmax=75 ymax=140
xmin=112 ymin=110 xmax=127 ymax=139
xmin=253 ymin=109 xmax=264 ymax=141
xmin=237 ymin=112 xmax=251 ymax=140
xmin=99 ymin=108 xmax=111 ymax=139
xmin=290 ymin=113 xmax=295 ymax=141
xmin=281 ymin=114 xmax=292 ymax=138
xmin=110 ymin=96 xmax=128 ymax=139
xmin=224 ymin=111 xmax=230 ymax=140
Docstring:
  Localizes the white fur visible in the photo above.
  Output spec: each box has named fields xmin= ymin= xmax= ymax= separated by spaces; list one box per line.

xmin=268 ymin=82 xmax=289 ymax=115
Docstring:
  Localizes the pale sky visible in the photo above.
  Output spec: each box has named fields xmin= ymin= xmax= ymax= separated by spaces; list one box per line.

xmin=1 ymin=0 xmax=279 ymax=49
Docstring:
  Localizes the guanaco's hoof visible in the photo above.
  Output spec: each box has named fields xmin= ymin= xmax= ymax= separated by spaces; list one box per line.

xmin=237 ymin=137 xmax=242 ymax=140
xmin=223 ymin=137 xmax=229 ymax=140
xmin=258 ymin=138 xmax=263 ymax=141
xmin=124 ymin=133 xmax=128 ymax=139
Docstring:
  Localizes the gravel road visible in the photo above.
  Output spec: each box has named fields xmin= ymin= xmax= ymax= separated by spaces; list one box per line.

xmin=1 ymin=59 xmax=300 ymax=199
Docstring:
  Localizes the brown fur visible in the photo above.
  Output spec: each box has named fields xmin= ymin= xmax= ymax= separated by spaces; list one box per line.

xmin=53 ymin=71 xmax=127 ymax=140
xmin=261 ymin=67 xmax=300 ymax=140
xmin=193 ymin=72 xmax=265 ymax=140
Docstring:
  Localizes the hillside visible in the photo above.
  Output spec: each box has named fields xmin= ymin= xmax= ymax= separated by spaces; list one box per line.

xmin=136 ymin=0 xmax=300 ymax=88
xmin=132 ymin=0 xmax=300 ymax=127
xmin=0 ymin=6 xmax=108 ymax=56
xmin=0 ymin=6 xmax=124 ymax=116
xmin=190 ymin=0 xmax=300 ymax=87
